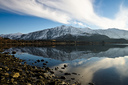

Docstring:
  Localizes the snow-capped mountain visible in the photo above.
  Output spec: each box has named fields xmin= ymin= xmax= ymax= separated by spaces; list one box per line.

xmin=20 ymin=25 xmax=92 ymax=40
xmin=0 ymin=33 xmax=23 ymax=39
xmin=95 ymin=28 xmax=128 ymax=39
xmin=1 ymin=25 xmax=128 ymax=40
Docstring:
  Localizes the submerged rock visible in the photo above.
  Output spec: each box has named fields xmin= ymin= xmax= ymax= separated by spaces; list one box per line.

xmin=12 ymin=51 xmax=16 ymax=54
xmin=55 ymin=67 xmax=59 ymax=70
xmin=64 ymin=64 xmax=68 ymax=67
xmin=72 ymin=73 xmax=77 ymax=75
xmin=37 ymin=60 xmax=40 ymax=62
xmin=61 ymin=67 xmax=65 ymax=69
xmin=60 ymin=76 xmax=66 ymax=80
xmin=41 ymin=59 xmax=44 ymax=62
xmin=71 ymin=78 xmax=75 ymax=80
xmin=50 ymin=71 xmax=54 ymax=74
xmin=43 ymin=63 xmax=47 ymax=65
xmin=64 ymin=73 xmax=71 ymax=75
xmin=88 ymin=82 xmax=95 ymax=85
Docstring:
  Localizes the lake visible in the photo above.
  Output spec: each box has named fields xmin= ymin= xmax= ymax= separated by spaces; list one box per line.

xmin=4 ymin=45 xmax=128 ymax=85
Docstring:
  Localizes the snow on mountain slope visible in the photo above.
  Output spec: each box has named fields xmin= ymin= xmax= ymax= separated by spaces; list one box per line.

xmin=95 ymin=28 xmax=128 ymax=39
xmin=1 ymin=25 xmax=128 ymax=40
xmin=0 ymin=33 xmax=23 ymax=39
xmin=20 ymin=25 xmax=90 ymax=40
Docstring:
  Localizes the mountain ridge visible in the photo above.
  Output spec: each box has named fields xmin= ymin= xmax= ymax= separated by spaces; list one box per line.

xmin=1 ymin=25 xmax=128 ymax=41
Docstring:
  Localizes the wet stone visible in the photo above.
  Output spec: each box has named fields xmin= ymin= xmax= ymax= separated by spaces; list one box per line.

xmin=11 ymin=72 xmax=20 ymax=78
xmin=71 ymin=78 xmax=75 ymax=80
xmin=61 ymin=67 xmax=65 ymax=69
xmin=59 ymin=70 xmax=63 ymax=73
xmin=64 ymin=73 xmax=71 ymax=75
xmin=4 ymin=66 xmax=9 ymax=71
xmin=1 ymin=76 xmax=5 ymax=80
xmin=4 ymin=72 xmax=9 ymax=76
xmin=43 ymin=63 xmax=47 ymax=65
xmin=60 ymin=76 xmax=66 ymax=80
xmin=50 ymin=71 xmax=54 ymax=74
xmin=36 ymin=80 xmax=45 ymax=85
xmin=37 ymin=60 xmax=40 ymax=62
xmin=33 ymin=66 xmax=37 ymax=69
xmin=0 ymin=52 xmax=71 ymax=85
xmin=12 ymin=51 xmax=16 ymax=54
xmin=13 ymin=81 xmax=18 ymax=84
xmin=64 ymin=64 xmax=67 ymax=67
xmin=11 ymin=78 xmax=14 ymax=83
xmin=41 ymin=59 xmax=44 ymax=62
xmin=50 ymin=74 xmax=55 ymax=77
xmin=43 ymin=66 xmax=46 ymax=68
xmin=88 ymin=82 xmax=95 ymax=85
xmin=43 ymin=73 xmax=49 ymax=78
xmin=0 ymin=68 xmax=2 ymax=70
xmin=26 ymin=83 xmax=31 ymax=85
xmin=39 ymin=76 xmax=43 ymax=79
xmin=72 ymin=73 xmax=77 ymax=75
xmin=13 ymin=68 xmax=22 ymax=72
xmin=55 ymin=67 xmax=59 ymax=70
xmin=72 ymin=84 xmax=76 ymax=85
xmin=3 ymin=52 xmax=9 ymax=54
xmin=46 ymin=67 xmax=51 ymax=71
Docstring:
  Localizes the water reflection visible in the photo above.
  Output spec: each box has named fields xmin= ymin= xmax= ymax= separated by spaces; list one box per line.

xmin=57 ymin=56 xmax=128 ymax=85
xmin=5 ymin=45 xmax=128 ymax=61
xmin=4 ymin=45 xmax=128 ymax=85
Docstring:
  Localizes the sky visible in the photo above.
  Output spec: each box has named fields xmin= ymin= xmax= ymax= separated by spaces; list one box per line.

xmin=0 ymin=0 xmax=128 ymax=34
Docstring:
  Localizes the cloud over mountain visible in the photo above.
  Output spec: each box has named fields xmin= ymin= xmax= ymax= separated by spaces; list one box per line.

xmin=0 ymin=0 xmax=128 ymax=29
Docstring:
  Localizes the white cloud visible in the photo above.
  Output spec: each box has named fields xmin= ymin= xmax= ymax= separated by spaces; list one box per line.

xmin=0 ymin=0 xmax=128 ymax=29
xmin=0 ymin=0 xmax=70 ymax=24
xmin=73 ymin=21 xmax=87 ymax=27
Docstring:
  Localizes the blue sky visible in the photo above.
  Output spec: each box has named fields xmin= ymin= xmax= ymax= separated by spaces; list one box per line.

xmin=0 ymin=0 xmax=128 ymax=34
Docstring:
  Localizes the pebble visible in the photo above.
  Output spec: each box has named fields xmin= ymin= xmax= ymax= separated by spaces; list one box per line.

xmin=0 ymin=51 xmax=80 ymax=85
xmin=4 ymin=73 xmax=9 ymax=76
xmin=11 ymin=72 xmax=20 ymax=78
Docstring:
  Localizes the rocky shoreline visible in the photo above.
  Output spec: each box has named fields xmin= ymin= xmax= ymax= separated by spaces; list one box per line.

xmin=0 ymin=51 xmax=81 ymax=85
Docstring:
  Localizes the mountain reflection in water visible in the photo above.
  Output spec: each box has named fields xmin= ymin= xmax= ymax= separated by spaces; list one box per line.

xmin=4 ymin=45 xmax=128 ymax=85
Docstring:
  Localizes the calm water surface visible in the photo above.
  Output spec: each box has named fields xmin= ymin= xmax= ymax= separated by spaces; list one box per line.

xmin=4 ymin=45 xmax=128 ymax=85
